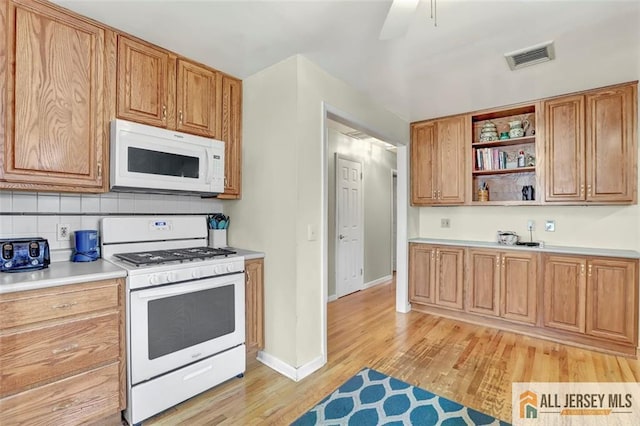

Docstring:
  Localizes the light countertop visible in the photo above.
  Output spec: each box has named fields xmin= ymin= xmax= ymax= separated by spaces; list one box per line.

xmin=1 ymin=248 xmax=265 ymax=294
xmin=0 ymin=259 xmax=127 ymax=294
xmin=409 ymin=238 xmax=640 ymax=259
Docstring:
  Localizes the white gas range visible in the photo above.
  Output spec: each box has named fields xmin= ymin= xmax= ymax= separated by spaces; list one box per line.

xmin=101 ymin=216 xmax=245 ymax=425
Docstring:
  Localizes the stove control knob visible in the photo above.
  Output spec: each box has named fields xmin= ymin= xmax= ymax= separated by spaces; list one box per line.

xmin=149 ymin=275 xmax=162 ymax=285
xmin=225 ymin=264 xmax=233 ymax=273
xmin=214 ymin=265 xmax=223 ymax=274
xmin=166 ymin=272 xmax=177 ymax=283
xmin=191 ymin=270 xmax=201 ymax=279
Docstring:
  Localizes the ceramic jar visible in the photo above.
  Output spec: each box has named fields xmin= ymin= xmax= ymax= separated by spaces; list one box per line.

xmin=508 ymin=120 xmax=529 ymax=138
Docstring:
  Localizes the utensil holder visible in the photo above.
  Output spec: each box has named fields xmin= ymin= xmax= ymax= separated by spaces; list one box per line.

xmin=478 ymin=189 xmax=489 ymax=202
xmin=208 ymin=229 xmax=227 ymax=248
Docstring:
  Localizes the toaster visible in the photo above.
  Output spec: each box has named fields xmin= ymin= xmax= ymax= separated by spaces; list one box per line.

xmin=1 ymin=238 xmax=50 ymax=272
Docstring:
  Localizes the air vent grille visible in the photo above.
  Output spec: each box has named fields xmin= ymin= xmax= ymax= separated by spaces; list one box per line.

xmin=505 ymin=41 xmax=555 ymax=70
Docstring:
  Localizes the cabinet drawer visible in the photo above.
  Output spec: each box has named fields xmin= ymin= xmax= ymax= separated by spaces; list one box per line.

xmin=0 ymin=280 xmax=120 ymax=330
xmin=0 ymin=363 xmax=119 ymax=426
xmin=0 ymin=313 xmax=119 ymax=397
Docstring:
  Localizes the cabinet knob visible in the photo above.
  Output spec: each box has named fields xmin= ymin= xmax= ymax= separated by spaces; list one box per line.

xmin=162 ymin=105 xmax=167 ymax=120
xmin=580 ymin=264 xmax=585 ymax=276
xmin=587 ymin=184 xmax=592 ymax=197
xmin=496 ymin=257 xmax=500 ymax=267
xmin=580 ymin=184 xmax=585 ymax=197
xmin=588 ymin=264 xmax=592 ymax=277
xmin=502 ymin=257 xmax=505 ymax=267
xmin=179 ymin=110 xmax=183 ymax=124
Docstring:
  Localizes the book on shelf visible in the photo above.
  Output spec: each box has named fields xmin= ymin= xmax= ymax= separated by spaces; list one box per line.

xmin=474 ymin=147 xmax=509 ymax=171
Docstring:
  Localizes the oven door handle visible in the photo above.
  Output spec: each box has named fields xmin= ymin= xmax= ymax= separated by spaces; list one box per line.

xmin=134 ymin=284 xmax=205 ymax=300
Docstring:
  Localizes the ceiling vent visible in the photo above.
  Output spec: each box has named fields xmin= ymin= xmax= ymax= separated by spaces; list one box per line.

xmin=505 ymin=41 xmax=555 ymax=70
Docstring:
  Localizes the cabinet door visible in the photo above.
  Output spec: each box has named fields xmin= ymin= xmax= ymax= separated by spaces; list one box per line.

xmin=544 ymin=95 xmax=585 ymax=201
xmin=585 ymin=84 xmax=637 ymax=202
xmin=245 ymin=259 xmax=264 ymax=351
xmin=434 ymin=247 xmax=464 ymax=310
xmin=410 ymin=122 xmax=437 ymax=205
xmin=217 ymin=75 xmax=242 ymax=199
xmin=436 ymin=115 xmax=466 ymax=204
xmin=586 ymin=258 xmax=637 ymax=344
xmin=465 ymin=249 xmax=500 ymax=316
xmin=176 ymin=59 xmax=220 ymax=138
xmin=543 ymin=255 xmax=586 ymax=333
xmin=2 ymin=1 xmax=105 ymax=189
xmin=501 ymin=251 xmax=537 ymax=324
xmin=117 ymin=36 xmax=170 ymax=127
xmin=409 ymin=243 xmax=435 ymax=304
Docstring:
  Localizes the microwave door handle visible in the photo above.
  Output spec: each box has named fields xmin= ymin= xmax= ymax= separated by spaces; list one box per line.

xmin=204 ymin=149 xmax=212 ymax=183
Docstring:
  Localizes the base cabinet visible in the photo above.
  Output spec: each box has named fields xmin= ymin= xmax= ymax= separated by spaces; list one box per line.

xmin=543 ymin=253 xmax=638 ymax=348
xmin=245 ymin=258 xmax=264 ymax=351
xmin=410 ymin=242 xmax=639 ymax=356
xmin=409 ymin=243 xmax=464 ymax=310
xmin=0 ymin=279 xmax=125 ymax=424
xmin=466 ymin=249 xmax=537 ymax=324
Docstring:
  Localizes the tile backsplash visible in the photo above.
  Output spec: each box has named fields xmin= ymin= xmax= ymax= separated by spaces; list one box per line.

xmin=0 ymin=191 xmax=224 ymax=250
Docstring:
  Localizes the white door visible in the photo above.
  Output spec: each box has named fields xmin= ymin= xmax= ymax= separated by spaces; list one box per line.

xmin=336 ymin=155 xmax=363 ymax=298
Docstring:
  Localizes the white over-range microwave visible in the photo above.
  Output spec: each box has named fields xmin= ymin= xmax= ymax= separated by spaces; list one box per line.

xmin=110 ymin=119 xmax=225 ymax=196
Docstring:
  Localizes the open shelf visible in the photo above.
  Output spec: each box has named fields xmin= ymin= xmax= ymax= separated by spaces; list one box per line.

xmin=472 ymin=136 xmax=535 ymax=148
xmin=473 ymin=166 xmax=535 ymax=176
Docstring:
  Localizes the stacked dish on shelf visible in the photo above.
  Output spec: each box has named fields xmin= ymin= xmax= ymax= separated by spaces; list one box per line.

xmin=479 ymin=122 xmax=498 ymax=142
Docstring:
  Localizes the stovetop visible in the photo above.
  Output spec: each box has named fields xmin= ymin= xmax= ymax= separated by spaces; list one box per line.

xmin=114 ymin=247 xmax=237 ymax=267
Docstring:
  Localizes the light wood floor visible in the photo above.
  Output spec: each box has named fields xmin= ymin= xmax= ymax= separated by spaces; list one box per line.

xmin=145 ymin=278 xmax=640 ymax=425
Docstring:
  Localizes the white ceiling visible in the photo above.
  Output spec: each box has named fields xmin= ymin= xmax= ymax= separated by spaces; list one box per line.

xmin=54 ymin=0 xmax=640 ymax=122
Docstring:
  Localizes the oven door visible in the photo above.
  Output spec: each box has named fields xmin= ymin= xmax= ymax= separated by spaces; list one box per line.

xmin=129 ymin=273 xmax=245 ymax=385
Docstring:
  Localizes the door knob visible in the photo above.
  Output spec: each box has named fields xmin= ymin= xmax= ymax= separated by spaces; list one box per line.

xmin=339 ymin=234 xmax=345 ymax=240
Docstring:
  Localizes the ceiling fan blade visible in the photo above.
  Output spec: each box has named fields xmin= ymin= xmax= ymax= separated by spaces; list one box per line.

xmin=379 ymin=0 xmax=419 ymax=40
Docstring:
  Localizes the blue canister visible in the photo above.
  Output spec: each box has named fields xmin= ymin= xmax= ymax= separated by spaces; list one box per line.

xmin=72 ymin=230 xmax=100 ymax=262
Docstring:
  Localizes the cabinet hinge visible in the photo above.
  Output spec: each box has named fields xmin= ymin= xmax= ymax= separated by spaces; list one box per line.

xmin=361 ymin=268 xmax=363 ymax=275
xmin=360 ymin=172 xmax=363 ymax=180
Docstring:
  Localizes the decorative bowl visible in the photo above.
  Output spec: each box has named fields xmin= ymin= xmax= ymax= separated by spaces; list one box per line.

xmin=497 ymin=231 xmax=519 ymax=245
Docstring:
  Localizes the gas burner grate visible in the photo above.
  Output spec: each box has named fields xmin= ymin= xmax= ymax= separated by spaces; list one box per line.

xmin=114 ymin=247 xmax=236 ymax=266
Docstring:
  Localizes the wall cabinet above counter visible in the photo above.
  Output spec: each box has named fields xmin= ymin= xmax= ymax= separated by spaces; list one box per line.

xmin=0 ymin=0 xmax=242 ymax=199
xmin=410 ymin=81 xmax=637 ymax=206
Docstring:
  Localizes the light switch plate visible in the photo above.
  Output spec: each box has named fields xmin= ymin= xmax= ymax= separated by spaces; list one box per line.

xmin=545 ymin=220 xmax=556 ymax=232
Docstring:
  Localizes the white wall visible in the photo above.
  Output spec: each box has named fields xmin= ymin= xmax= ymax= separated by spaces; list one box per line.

xmin=327 ymin=126 xmax=397 ymax=297
xmin=227 ymin=55 xmax=408 ymax=371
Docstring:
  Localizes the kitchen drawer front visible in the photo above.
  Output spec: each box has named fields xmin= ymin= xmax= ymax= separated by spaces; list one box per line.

xmin=0 ymin=363 xmax=120 ymax=426
xmin=0 ymin=280 xmax=120 ymax=330
xmin=0 ymin=313 xmax=119 ymax=397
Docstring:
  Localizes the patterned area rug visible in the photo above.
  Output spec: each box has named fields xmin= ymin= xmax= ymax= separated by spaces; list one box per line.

xmin=292 ymin=368 xmax=510 ymax=425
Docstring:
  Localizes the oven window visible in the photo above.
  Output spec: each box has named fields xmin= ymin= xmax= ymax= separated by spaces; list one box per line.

xmin=147 ymin=285 xmax=235 ymax=359
xmin=128 ymin=147 xmax=199 ymax=179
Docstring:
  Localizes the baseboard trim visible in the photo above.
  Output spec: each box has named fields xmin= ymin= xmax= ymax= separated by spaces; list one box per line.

xmin=256 ymin=351 xmax=326 ymax=382
xmin=327 ymin=294 xmax=338 ymax=302
xmin=363 ymin=274 xmax=392 ymax=289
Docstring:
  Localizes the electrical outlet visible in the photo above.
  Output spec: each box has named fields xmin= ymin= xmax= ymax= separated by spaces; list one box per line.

xmin=545 ymin=220 xmax=556 ymax=232
xmin=57 ymin=223 xmax=70 ymax=241
xmin=527 ymin=220 xmax=535 ymax=231
xmin=441 ymin=218 xmax=450 ymax=228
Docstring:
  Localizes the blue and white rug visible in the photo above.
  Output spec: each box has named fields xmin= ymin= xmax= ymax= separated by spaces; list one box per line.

xmin=292 ymin=368 xmax=510 ymax=426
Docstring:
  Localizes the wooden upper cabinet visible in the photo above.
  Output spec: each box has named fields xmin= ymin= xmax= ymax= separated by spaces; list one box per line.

xmin=409 ymin=243 xmax=435 ymax=305
xmin=410 ymin=115 xmax=466 ymax=205
xmin=586 ymin=258 xmax=637 ymax=345
xmin=545 ymin=82 xmax=637 ymax=203
xmin=411 ymin=122 xmax=437 ymax=204
xmin=217 ymin=75 xmax=242 ymax=199
xmin=116 ymin=35 xmax=221 ymax=138
xmin=176 ymin=59 xmax=220 ymax=137
xmin=117 ymin=36 xmax=170 ymax=127
xmin=586 ymin=85 xmax=637 ymax=202
xmin=0 ymin=0 xmax=108 ymax=191
xmin=543 ymin=255 xmax=586 ymax=333
xmin=545 ymin=95 xmax=585 ymax=201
